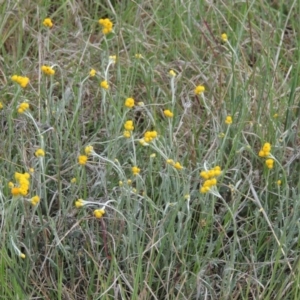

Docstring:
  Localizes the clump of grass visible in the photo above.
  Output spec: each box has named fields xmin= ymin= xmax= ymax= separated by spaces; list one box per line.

xmin=1 ymin=0 xmax=300 ymax=299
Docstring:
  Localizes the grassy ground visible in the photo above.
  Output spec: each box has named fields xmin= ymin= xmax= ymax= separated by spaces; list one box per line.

xmin=1 ymin=0 xmax=300 ymax=299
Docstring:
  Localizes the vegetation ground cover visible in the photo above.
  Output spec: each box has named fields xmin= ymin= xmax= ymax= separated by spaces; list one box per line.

xmin=1 ymin=0 xmax=300 ymax=299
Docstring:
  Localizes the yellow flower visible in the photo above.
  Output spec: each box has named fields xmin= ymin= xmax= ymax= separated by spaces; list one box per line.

xmin=18 ymin=102 xmax=29 ymax=114
xmin=119 ymin=181 xmax=123 ymax=186
xmin=127 ymin=179 xmax=132 ymax=185
xmin=135 ymin=53 xmax=143 ymax=59
xmin=124 ymin=120 xmax=134 ymax=131
xmin=20 ymin=253 xmax=26 ymax=259
xmin=41 ymin=65 xmax=55 ymax=75
xmin=273 ymin=113 xmax=278 ymax=118
xmin=0 ymin=102 xmax=3 ymax=109
xmin=8 ymin=182 xmax=14 ymax=188
xmin=277 ymin=180 xmax=282 ymax=186
xmin=150 ymin=153 xmax=156 ymax=158
xmin=125 ymin=97 xmax=135 ymax=108
xmin=144 ymin=131 xmax=157 ymax=142
xmin=174 ymin=162 xmax=183 ymax=170
xmin=71 ymin=178 xmax=77 ymax=184
xmin=169 ymin=69 xmax=176 ymax=77
xmin=84 ymin=145 xmax=93 ymax=156
xmin=75 ymin=199 xmax=85 ymax=208
xmin=123 ymin=130 xmax=131 ymax=138
xmin=29 ymin=168 xmax=34 ymax=173
xmin=43 ymin=18 xmax=53 ymax=28
xmin=265 ymin=158 xmax=274 ymax=169
xmin=225 ymin=116 xmax=232 ymax=125
xmin=221 ymin=33 xmax=228 ymax=42
xmin=100 ymin=80 xmax=109 ymax=90
xmin=166 ymin=159 xmax=175 ymax=165
xmin=132 ymin=166 xmax=141 ymax=175
xmin=259 ymin=143 xmax=271 ymax=157
xmin=94 ymin=208 xmax=105 ymax=219
xmin=11 ymin=75 xmax=30 ymax=88
xmin=11 ymin=187 xmax=21 ymax=196
xmin=194 ymin=85 xmax=205 ymax=95
xmin=109 ymin=55 xmax=117 ymax=64
xmin=78 ymin=155 xmax=88 ymax=165
xmin=89 ymin=69 xmax=96 ymax=77
xmin=30 ymin=195 xmax=40 ymax=206
xmin=35 ymin=148 xmax=45 ymax=157
xmin=163 ymin=109 xmax=173 ymax=118
xmin=98 ymin=18 xmax=113 ymax=34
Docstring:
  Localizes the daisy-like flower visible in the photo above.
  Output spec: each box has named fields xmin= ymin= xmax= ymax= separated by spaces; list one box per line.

xmin=41 ymin=65 xmax=55 ymax=76
xmin=225 ymin=116 xmax=232 ymax=125
xmin=194 ymin=85 xmax=205 ymax=95
xmin=98 ymin=18 xmax=113 ymax=34
xmin=124 ymin=120 xmax=134 ymax=131
xmin=132 ymin=166 xmax=141 ymax=175
xmin=78 ymin=155 xmax=88 ymax=165
xmin=221 ymin=33 xmax=228 ymax=42
xmin=125 ymin=97 xmax=135 ymax=108
xmin=89 ymin=69 xmax=96 ymax=77
xmin=35 ymin=148 xmax=45 ymax=157
xmin=18 ymin=102 xmax=29 ymax=114
xmin=163 ymin=109 xmax=173 ymax=118
xmin=94 ymin=208 xmax=105 ymax=219
xmin=11 ymin=75 xmax=30 ymax=88
xmin=100 ymin=80 xmax=109 ymax=90
xmin=43 ymin=18 xmax=53 ymax=28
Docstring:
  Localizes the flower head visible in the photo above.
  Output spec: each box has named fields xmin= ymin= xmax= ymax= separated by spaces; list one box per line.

xmin=0 ymin=102 xmax=3 ymax=110
xmin=98 ymin=18 xmax=113 ymax=34
xmin=41 ymin=65 xmax=55 ymax=76
xmin=194 ymin=85 xmax=205 ymax=95
xmin=109 ymin=55 xmax=117 ymax=64
xmin=125 ymin=97 xmax=135 ymax=108
xmin=169 ymin=70 xmax=176 ymax=77
xmin=174 ymin=162 xmax=183 ymax=170
xmin=265 ymin=158 xmax=274 ymax=169
xmin=89 ymin=69 xmax=96 ymax=77
xmin=135 ymin=53 xmax=143 ymax=59
xmin=221 ymin=33 xmax=228 ymax=42
xmin=225 ymin=116 xmax=232 ymax=125
xmin=163 ymin=109 xmax=173 ymax=118
xmin=124 ymin=120 xmax=134 ymax=131
xmin=144 ymin=130 xmax=157 ymax=143
xmin=43 ymin=18 xmax=53 ymax=28
xmin=35 ymin=148 xmax=45 ymax=157
xmin=100 ymin=80 xmax=109 ymax=90
xmin=258 ymin=143 xmax=271 ymax=157
xmin=78 ymin=155 xmax=88 ymax=165
xmin=18 ymin=102 xmax=29 ymax=114
xmin=11 ymin=75 xmax=30 ymax=88
xmin=132 ymin=166 xmax=141 ymax=175
xmin=75 ymin=199 xmax=85 ymax=208
xmin=84 ymin=145 xmax=94 ymax=156
xmin=123 ymin=130 xmax=131 ymax=138
xmin=94 ymin=208 xmax=105 ymax=219
xmin=30 ymin=195 xmax=40 ymax=206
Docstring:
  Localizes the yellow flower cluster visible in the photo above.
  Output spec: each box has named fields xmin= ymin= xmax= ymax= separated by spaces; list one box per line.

xmin=169 ymin=70 xmax=176 ymax=77
xmin=11 ymin=75 xmax=30 ymax=88
xmin=10 ymin=172 xmax=30 ymax=197
xmin=78 ymin=155 xmax=88 ymax=165
xmin=164 ymin=109 xmax=173 ymax=118
xmin=89 ymin=69 xmax=96 ymax=77
xmin=84 ymin=145 xmax=94 ymax=156
xmin=125 ymin=97 xmax=135 ymax=108
xmin=143 ymin=130 xmax=157 ymax=143
xmin=194 ymin=85 xmax=205 ymax=95
xmin=31 ymin=195 xmax=40 ymax=206
xmin=35 ymin=148 xmax=45 ymax=157
xmin=18 ymin=102 xmax=29 ymax=114
xmin=225 ymin=116 xmax=232 ymax=125
xmin=99 ymin=18 xmax=113 ymax=34
xmin=100 ymin=80 xmax=109 ymax=90
xmin=41 ymin=65 xmax=55 ymax=76
xmin=43 ymin=18 xmax=53 ymax=28
xmin=132 ymin=166 xmax=141 ymax=175
xmin=166 ymin=159 xmax=183 ymax=170
xmin=200 ymin=166 xmax=221 ymax=193
xmin=221 ymin=33 xmax=228 ymax=42
xmin=0 ymin=102 xmax=3 ymax=109
xmin=265 ymin=158 xmax=274 ymax=169
xmin=258 ymin=143 xmax=271 ymax=157
xmin=94 ymin=208 xmax=105 ymax=219
xmin=124 ymin=120 xmax=134 ymax=136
